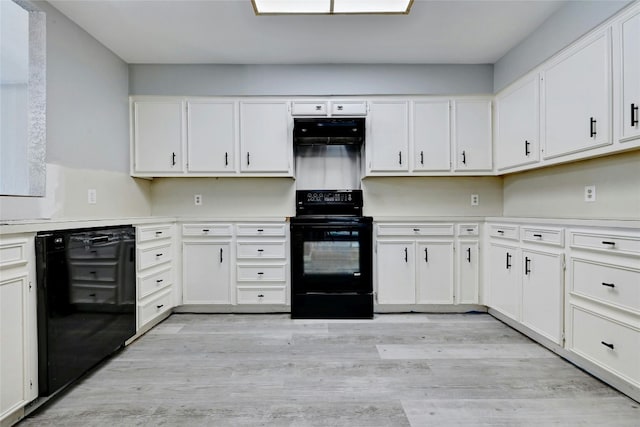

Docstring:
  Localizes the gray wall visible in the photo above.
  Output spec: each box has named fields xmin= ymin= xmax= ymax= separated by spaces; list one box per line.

xmin=129 ymin=64 xmax=494 ymax=96
xmin=38 ymin=0 xmax=130 ymax=173
xmin=493 ymin=0 xmax=632 ymax=92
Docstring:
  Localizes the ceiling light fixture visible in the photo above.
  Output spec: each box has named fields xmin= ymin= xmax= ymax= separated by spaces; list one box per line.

xmin=251 ymin=0 xmax=413 ymax=15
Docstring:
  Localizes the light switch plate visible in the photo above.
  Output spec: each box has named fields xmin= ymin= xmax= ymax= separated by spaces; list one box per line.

xmin=471 ymin=194 xmax=479 ymax=206
xmin=194 ymin=194 xmax=203 ymax=206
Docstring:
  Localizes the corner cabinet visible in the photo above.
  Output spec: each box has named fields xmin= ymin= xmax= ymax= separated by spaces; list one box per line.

xmin=541 ymin=29 xmax=612 ymax=159
xmin=495 ymin=76 xmax=540 ymax=171
xmin=452 ymin=99 xmax=493 ymax=171
xmin=131 ymin=99 xmax=185 ymax=175
xmin=239 ymin=101 xmax=292 ymax=174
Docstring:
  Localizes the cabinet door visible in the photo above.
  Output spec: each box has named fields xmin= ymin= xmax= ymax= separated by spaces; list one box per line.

xmin=133 ymin=100 xmax=184 ymax=173
xmin=187 ymin=100 xmax=237 ymax=173
xmin=453 ymin=99 xmax=492 ymax=171
xmin=620 ymin=8 xmax=640 ymax=142
xmin=183 ymin=242 xmax=231 ymax=304
xmin=457 ymin=240 xmax=479 ymax=304
xmin=521 ymin=250 xmax=564 ymax=344
xmin=368 ymin=101 xmax=409 ymax=173
xmin=542 ymin=30 xmax=611 ymax=159
xmin=416 ymin=242 xmax=454 ymax=304
xmin=496 ymin=76 xmax=540 ymax=170
xmin=0 ymin=276 xmax=28 ymax=418
xmin=239 ymin=101 xmax=291 ymax=173
xmin=412 ymin=100 xmax=451 ymax=171
xmin=377 ymin=241 xmax=415 ymax=304
xmin=489 ymin=243 xmax=520 ymax=320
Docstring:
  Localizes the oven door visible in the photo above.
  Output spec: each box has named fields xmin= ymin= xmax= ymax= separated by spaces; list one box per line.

xmin=291 ymin=219 xmax=372 ymax=294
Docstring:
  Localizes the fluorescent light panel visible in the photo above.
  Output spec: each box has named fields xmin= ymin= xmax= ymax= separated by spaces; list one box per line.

xmin=252 ymin=0 xmax=413 ymax=15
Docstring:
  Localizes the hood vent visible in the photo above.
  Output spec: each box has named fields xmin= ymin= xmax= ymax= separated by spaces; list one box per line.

xmin=294 ymin=118 xmax=365 ymax=145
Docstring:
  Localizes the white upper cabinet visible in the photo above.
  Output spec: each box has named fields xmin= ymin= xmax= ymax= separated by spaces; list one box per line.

xmin=495 ymin=76 xmax=540 ymax=171
xmin=367 ymin=101 xmax=410 ymax=173
xmin=542 ymin=29 xmax=612 ymax=159
xmin=453 ymin=99 xmax=493 ymax=171
xmin=412 ymin=100 xmax=451 ymax=171
xmin=239 ymin=101 xmax=292 ymax=174
xmin=618 ymin=6 xmax=640 ymax=142
xmin=132 ymin=99 xmax=185 ymax=174
xmin=187 ymin=100 xmax=237 ymax=173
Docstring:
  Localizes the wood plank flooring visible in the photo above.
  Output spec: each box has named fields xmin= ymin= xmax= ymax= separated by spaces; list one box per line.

xmin=21 ymin=313 xmax=639 ymax=426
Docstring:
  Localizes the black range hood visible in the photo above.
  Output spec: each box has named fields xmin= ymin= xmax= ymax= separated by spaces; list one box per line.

xmin=293 ymin=118 xmax=365 ymax=145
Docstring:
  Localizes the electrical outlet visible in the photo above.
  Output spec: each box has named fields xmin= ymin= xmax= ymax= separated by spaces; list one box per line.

xmin=584 ymin=185 xmax=596 ymax=202
xmin=87 ymin=189 xmax=97 ymax=204
xmin=471 ymin=194 xmax=479 ymax=206
xmin=194 ymin=194 xmax=203 ymax=206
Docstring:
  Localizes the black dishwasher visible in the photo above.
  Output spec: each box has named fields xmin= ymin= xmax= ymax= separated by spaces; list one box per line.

xmin=35 ymin=226 xmax=136 ymax=396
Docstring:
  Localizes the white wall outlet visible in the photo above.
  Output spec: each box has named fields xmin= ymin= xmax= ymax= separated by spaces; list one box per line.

xmin=194 ymin=194 xmax=203 ymax=206
xmin=471 ymin=194 xmax=479 ymax=206
xmin=584 ymin=185 xmax=596 ymax=202
xmin=87 ymin=189 xmax=97 ymax=204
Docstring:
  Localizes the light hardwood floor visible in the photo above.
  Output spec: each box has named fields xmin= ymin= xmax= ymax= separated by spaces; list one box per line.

xmin=21 ymin=313 xmax=639 ymax=426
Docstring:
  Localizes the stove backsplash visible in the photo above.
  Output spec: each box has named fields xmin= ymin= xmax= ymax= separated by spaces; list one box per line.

xmin=294 ymin=144 xmax=362 ymax=190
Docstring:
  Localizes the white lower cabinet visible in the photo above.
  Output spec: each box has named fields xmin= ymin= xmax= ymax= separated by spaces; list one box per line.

xmin=521 ymin=249 xmax=564 ymax=344
xmin=416 ymin=242 xmax=454 ymax=304
xmin=183 ymin=242 xmax=231 ymax=304
xmin=136 ymin=224 xmax=175 ymax=330
xmin=488 ymin=242 xmax=521 ymax=321
xmin=377 ymin=241 xmax=416 ymax=304
xmin=457 ymin=240 xmax=479 ymax=304
xmin=375 ymin=223 xmax=477 ymax=307
xmin=0 ymin=235 xmax=37 ymax=424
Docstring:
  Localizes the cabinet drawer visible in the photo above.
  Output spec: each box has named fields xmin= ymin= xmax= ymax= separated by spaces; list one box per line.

xmin=70 ymin=284 xmax=117 ymax=304
xmin=182 ymin=223 xmax=233 ymax=237
xmin=137 ymin=224 xmax=172 ymax=243
xmin=137 ymin=244 xmax=172 ymax=271
xmin=291 ymin=101 xmax=327 ymax=116
xmin=0 ymin=239 xmax=27 ymax=269
xmin=572 ymin=259 xmax=640 ymax=313
xmin=138 ymin=288 xmax=172 ymax=327
xmin=377 ymin=224 xmax=454 ymax=236
xmin=457 ymin=224 xmax=479 ymax=236
xmin=489 ymin=224 xmax=519 ymax=240
xmin=237 ymin=242 xmax=286 ymax=259
xmin=237 ymin=286 xmax=286 ymax=304
xmin=570 ymin=231 xmax=640 ymax=255
xmin=237 ymin=264 xmax=286 ymax=282
xmin=571 ymin=306 xmax=640 ymax=384
xmin=68 ymin=241 xmax=120 ymax=259
xmin=331 ymin=101 xmax=367 ymax=116
xmin=236 ymin=224 xmax=286 ymax=237
xmin=69 ymin=262 xmax=118 ymax=283
xmin=521 ymin=227 xmax=564 ymax=246
xmin=139 ymin=267 xmax=172 ymax=299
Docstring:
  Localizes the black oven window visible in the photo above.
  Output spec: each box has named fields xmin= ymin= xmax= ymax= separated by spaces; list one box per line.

xmin=303 ymin=234 xmax=360 ymax=275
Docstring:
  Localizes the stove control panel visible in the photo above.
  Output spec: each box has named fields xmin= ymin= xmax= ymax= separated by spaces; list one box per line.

xmin=296 ymin=190 xmax=363 ymax=216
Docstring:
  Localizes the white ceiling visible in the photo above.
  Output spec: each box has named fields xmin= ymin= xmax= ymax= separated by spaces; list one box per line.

xmin=47 ymin=0 xmax=568 ymax=65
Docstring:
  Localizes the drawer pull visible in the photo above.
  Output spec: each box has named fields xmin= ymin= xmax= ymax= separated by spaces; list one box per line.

xmin=600 ymin=341 xmax=614 ymax=350
xmin=257 ymin=272 xmax=264 ymax=275
xmin=257 ymin=249 xmax=264 ymax=252
xmin=155 ymin=231 xmax=163 ymax=236
xmin=257 ymin=229 xmax=264 ymax=232
xmin=202 ymin=229 xmax=210 ymax=232
xmin=90 ymin=271 xmax=97 ymax=275
xmin=466 ymin=228 xmax=474 ymax=232
xmin=602 ymin=241 xmax=616 ymax=246
xmin=601 ymin=282 xmax=615 ymax=288
xmin=156 ymin=304 xmax=164 ymax=310
xmin=497 ymin=230 xmax=504 ymax=234
xmin=257 ymin=294 xmax=265 ymax=298
xmin=413 ymin=228 xmax=420 ymax=232
xmin=156 ymin=279 xmax=164 ymax=283
xmin=533 ymin=233 xmax=542 ymax=238
xmin=89 ymin=293 xmax=96 ymax=297
xmin=155 ymin=253 xmax=163 ymax=257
